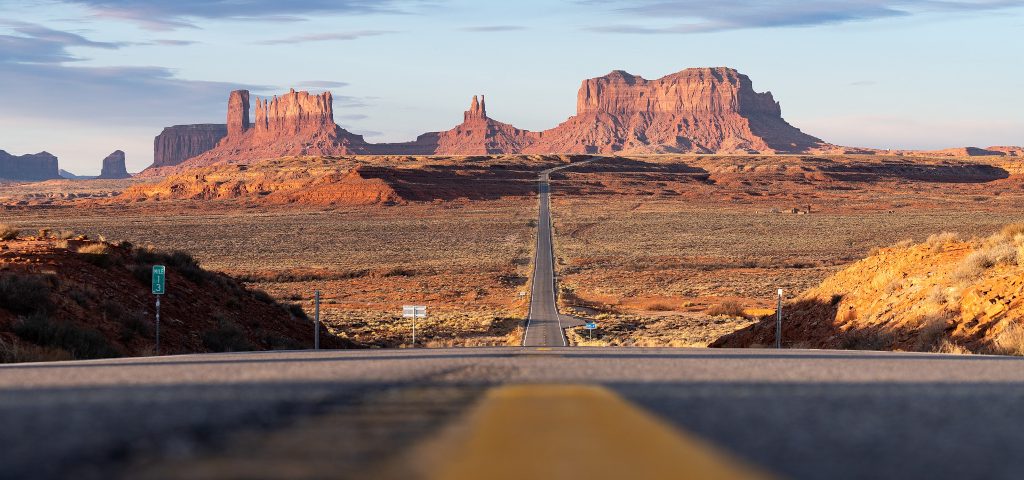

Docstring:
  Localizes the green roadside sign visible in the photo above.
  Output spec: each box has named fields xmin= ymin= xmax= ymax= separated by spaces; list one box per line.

xmin=152 ymin=265 xmax=166 ymax=295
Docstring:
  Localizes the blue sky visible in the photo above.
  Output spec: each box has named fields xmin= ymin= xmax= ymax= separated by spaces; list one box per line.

xmin=1 ymin=0 xmax=1022 ymax=174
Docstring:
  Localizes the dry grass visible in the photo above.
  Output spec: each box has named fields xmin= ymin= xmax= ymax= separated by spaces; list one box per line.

xmin=706 ymin=301 xmax=747 ymax=318
xmin=77 ymin=243 xmax=110 ymax=255
xmin=994 ymin=323 xmax=1024 ymax=356
xmin=0 ymin=224 xmax=19 ymax=241
xmin=5 ymin=201 xmax=536 ymax=347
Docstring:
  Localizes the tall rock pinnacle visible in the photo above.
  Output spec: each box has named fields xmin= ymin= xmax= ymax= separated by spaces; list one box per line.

xmin=464 ymin=95 xmax=487 ymax=122
xmin=227 ymin=90 xmax=251 ymax=136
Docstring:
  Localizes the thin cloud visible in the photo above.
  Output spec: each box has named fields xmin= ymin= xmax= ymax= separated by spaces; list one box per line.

xmin=58 ymin=0 xmax=422 ymax=30
xmin=584 ymin=0 xmax=1024 ymax=34
xmin=152 ymin=39 xmax=199 ymax=46
xmin=298 ymin=80 xmax=351 ymax=88
xmin=0 ymin=20 xmax=125 ymax=63
xmin=256 ymin=30 xmax=394 ymax=45
xmin=459 ymin=25 xmax=527 ymax=32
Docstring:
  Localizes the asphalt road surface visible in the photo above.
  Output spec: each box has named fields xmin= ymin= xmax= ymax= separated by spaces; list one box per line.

xmin=5 ymin=347 xmax=1024 ymax=479
xmin=522 ymin=161 xmax=590 ymax=347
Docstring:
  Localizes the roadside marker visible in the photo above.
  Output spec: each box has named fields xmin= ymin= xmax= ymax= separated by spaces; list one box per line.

xmin=776 ymin=289 xmax=783 ymax=349
xmin=151 ymin=265 xmax=165 ymax=355
xmin=585 ymin=321 xmax=597 ymax=341
xmin=403 ymin=305 xmax=427 ymax=347
xmin=314 ymin=290 xmax=321 ymax=350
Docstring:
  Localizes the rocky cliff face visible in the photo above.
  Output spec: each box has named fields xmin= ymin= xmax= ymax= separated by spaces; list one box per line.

xmin=156 ymin=68 xmax=831 ymax=169
xmin=179 ymin=89 xmax=369 ymax=168
xmin=526 ymin=68 xmax=826 ymax=154
xmin=98 ymin=150 xmax=130 ymax=179
xmin=152 ymin=124 xmax=228 ymax=168
xmin=0 ymin=150 xmax=60 ymax=181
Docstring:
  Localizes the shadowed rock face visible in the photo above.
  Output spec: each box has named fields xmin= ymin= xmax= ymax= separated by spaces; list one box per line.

xmin=98 ymin=150 xmax=130 ymax=179
xmin=0 ymin=150 xmax=59 ymax=181
xmin=152 ymin=124 xmax=228 ymax=168
xmin=154 ymin=67 xmax=833 ymax=170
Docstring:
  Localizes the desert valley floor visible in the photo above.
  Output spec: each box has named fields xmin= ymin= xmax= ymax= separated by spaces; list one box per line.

xmin=4 ymin=153 xmax=1024 ymax=352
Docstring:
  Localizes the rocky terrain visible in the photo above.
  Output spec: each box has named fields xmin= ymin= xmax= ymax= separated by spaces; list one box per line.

xmin=97 ymin=150 xmax=131 ymax=179
xmin=0 ymin=150 xmax=60 ymax=181
xmin=143 ymin=67 xmax=844 ymax=171
xmin=712 ymin=225 xmax=1024 ymax=354
xmin=152 ymin=124 xmax=227 ymax=168
xmin=117 ymin=155 xmax=580 ymax=207
xmin=0 ymin=229 xmax=348 ymax=363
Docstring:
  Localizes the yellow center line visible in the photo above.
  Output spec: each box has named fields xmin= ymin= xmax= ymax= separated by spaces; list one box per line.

xmin=416 ymin=385 xmax=775 ymax=480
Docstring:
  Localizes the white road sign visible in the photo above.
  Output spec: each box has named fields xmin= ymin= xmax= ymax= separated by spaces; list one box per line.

xmin=403 ymin=305 xmax=427 ymax=318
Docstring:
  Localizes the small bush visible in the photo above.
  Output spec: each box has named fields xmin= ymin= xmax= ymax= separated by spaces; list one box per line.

xmin=994 ymin=323 xmax=1024 ymax=356
xmin=935 ymin=339 xmax=971 ymax=355
xmin=0 ymin=224 xmax=19 ymax=241
xmin=13 ymin=313 xmax=120 ymax=360
xmin=1000 ymin=223 xmax=1024 ymax=239
xmin=0 ymin=273 xmax=54 ymax=315
xmin=645 ymin=302 xmax=674 ymax=312
xmin=926 ymin=232 xmax=960 ymax=251
xmin=78 ymin=243 xmax=113 ymax=267
xmin=286 ymin=303 xmax=309 ymax=320
xmin=839 ymin=328 xmax=893 ymax=351
xmin=706 ymin=301 xmax=746 ymax=318
xmin=201 ymin=319 xmax=254 ymax=352
xmin=0 ymin=337 xmax=72 ymax=363
xmin=55 ymin=230 xmax=76 ymax=240
xmin=914 ymin=316 xmax=950 ymax=351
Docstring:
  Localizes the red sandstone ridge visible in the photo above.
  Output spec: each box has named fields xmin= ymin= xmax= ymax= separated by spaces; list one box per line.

xmin=526 ymin=68 xmax=828 ymax=154
xmin=149 ymin=67 xmax=834 ymax=170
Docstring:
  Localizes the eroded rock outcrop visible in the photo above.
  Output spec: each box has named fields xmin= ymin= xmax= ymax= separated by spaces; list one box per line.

xmin=0 ymin=150 xmax=60 ymax=181
xmin=179 ymin=89 xmax=369 ymax=168
xmin=154 ymin=68 xmax=833 ymax=169
xmin=527 ymin=68 xmax=827 ymax=154
xmin=152 ymin=124 xmax=228 ymax=168
xmin=98 ymin=150 xmax=130 ymax=179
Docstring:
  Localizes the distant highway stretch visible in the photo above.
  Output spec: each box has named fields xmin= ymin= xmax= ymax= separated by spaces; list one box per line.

xmin=5 ymin=347 xmax=1024 ymax=479
xmin=522 ymin=160 xmax=592 ymax=347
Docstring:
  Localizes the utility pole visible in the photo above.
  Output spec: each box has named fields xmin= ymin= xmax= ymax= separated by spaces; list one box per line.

xmin=314 ymin=290 xmax=320 ymax=350
xmin=776 ymin=289 xmax=783 ymax=349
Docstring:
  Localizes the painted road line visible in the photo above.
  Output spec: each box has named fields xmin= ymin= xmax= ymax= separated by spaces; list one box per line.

xmin=418 ymin=385 xmax=774 ymax=480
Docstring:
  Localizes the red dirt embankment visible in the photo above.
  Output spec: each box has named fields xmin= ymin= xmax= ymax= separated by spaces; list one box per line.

xmin=713 ymin=225 xmax=1024 ymax=354
xmin=0 ymin=232 xmax=349 ymax=362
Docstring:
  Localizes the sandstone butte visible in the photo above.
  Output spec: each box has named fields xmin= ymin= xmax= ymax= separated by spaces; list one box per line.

xmin=152 ymin=124 xmax=227 ymax=168
xmin=146 ymin=67 xmax=839 ymax=172
xmin=97 ymin=150 xmax=131 ymax=179
xmin=0 ymin=150 xmax=60 ymax=181
xmin=712 ymin=226 xmax=1024 ymax=354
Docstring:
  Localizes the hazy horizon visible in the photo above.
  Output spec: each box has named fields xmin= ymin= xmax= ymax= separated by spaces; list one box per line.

xmin=2 ymin=0 xmax=1023 ymax=174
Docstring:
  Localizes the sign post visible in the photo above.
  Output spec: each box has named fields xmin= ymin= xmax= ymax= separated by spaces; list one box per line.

xmin=585 ymin=321 xmax=597 ymax=340
xmin=314 ymin=290 xmax=321 ymax=351
xmin=776 ymin=288 xmax=783 ymax=349
xmin=152 ymin=265 xmax=166 ymax=355
xmin=402 ymin=305 xmax=426 ymax=347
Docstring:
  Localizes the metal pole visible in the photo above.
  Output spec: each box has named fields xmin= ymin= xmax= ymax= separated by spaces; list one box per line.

xmin=412 ymin=315 xmax=416 ymax=348
xmin=155 ymin=296 xmax=161 ymax=355
xmin=314 ymin=290 xmax=320 ymax=350
xmin=776 ymin=289 xmax=783 ymax=349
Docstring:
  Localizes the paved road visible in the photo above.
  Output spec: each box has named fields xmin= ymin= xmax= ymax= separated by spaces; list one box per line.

xmin=522 ymin=161 xmax=590 ymax=347
xmin=6 ymin=347 xmax=1024 ymax=479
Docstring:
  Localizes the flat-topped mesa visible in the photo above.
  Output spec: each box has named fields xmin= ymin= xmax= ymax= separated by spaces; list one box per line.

xmin=152 ymin=124 xmax=228 ymax=169
xmin=527 ymin=67 xmax=827 ymax=154
xmin=0 ymin=150 xmax=60 ymax=181
xmin=464 ymin=95 xmax=487 ymax=122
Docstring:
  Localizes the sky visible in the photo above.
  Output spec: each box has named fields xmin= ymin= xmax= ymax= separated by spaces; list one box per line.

xmin=1 ymin=0 xmax=1022 ymax=174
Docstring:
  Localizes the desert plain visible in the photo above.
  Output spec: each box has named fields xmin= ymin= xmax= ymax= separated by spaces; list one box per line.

xmin=5 ymin=152 xmax=1023 ymax=351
